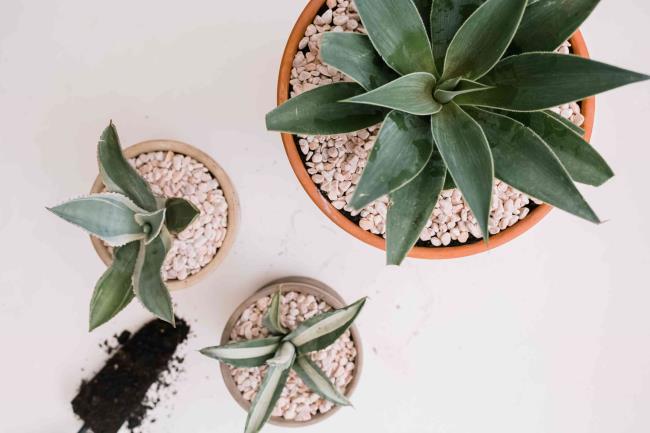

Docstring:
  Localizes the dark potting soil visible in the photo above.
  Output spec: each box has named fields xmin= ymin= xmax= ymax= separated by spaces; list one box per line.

xmin=72 ymin=318 xmax=190 ymax=433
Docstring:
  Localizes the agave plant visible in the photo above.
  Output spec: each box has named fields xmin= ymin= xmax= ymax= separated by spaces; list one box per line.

xmin=201 ymin=293 xmax=365 ymax=433
xmin=266 ymin=0 xmax=649 ymax=265
xmin=48 ymin=122 xmax=200 ymax=330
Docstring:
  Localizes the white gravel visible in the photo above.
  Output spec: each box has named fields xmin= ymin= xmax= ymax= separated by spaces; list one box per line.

xmin=229 ymin=291 xmax=357 ymax=422
xmin=129 ymin=151 xmax=228 ymax=281
xmin=291 ymin=0 xmax=586 ymax=247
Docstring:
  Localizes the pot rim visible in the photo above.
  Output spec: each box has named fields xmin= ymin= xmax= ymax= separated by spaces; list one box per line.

xmin=276 ymin=0 xmax=596 ymax=260
xmin=89 ymin=139 xmax=240 ymax=291
xmin=219 ymin=276 xmax=364 ymax=428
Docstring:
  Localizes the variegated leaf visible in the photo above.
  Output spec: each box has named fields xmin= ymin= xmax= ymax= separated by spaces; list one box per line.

xmin=266 ymin=341 xmax=295 ymax=367
xmin=293 ymin=355 xmax=351 ymax=406
xmin=165 ymin=198 xmax=200 ymax=234
xmin=132 ymin=236 xmax=174 ymax=325
xmin=262 ymin=292 xmax=288 ymax=336
xmin=134 ymin=208 xmax=167 ymax=244
xmin=200 ymin=337 xmax=282 ymax=368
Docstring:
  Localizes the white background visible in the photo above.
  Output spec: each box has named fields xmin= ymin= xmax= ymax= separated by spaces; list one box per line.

xmin=1 ymin=1 xmax=649 ymax=432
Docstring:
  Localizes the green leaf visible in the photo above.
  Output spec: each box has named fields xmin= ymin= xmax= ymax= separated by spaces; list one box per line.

xmin=457 ymin=53 xmax=650 ymax=111
xmin=443 ymin=175 xmax=457 ymax=190
xmin=97 ymin=122 xmax=157 ymax=212
xmin=508 ymin=111 xmax=614 ymax=186
xmin=466 ymin=107 xmax=600 ymax=223
xmin=48 ymin=192 xmax=147 ymax=247
xmin=266 ymin=341 xmax=295 ymax=368
xmin=284 ymin=298 xmax=366 ymax=354
xmin=431 ymin=0 xmax=484 ymax=73
xmin=544 ymin=109 xmax=584 ymax=136
xmin=320 ymin=33 xmax=399 ymax=91
xmin=245 ymin=353 xmax=294 ymax=433
xmin=412 ymin=0 xmax=432 ymax=34
xmin=266 ymin=82 xmax=388 ymax=135
xmin=511 ymin=0 xmax=601 ymax=53
xmin=434 ymin=79 xmax=492 ymax=104
xmin=349 ymin=111 xmax=434 ymax=210
xmin=89 ymin=241 xmax=140 ymax=331
xmin=387 ymin=156 xmax=447 ymax=266
xmin=430 ymin=103 xmax=494 ymax=239
xmin=355 ymin=0 xmax=437 ymax=76
xmin=343 ymin=73 xmax=441 ymax=116
xmin=200 ymin=337 xmax=282 ymax=368
xmin=442 ymin=0 xmax=528 ymax=81
xmin=293 ymin=355 xmax=351 ymax=406
xmin=132 ymin=236 xmax=174 ymax=325
xmin=165 ymin=198 xmax=200 ymax=234
xmin=262 ymin=292 xmax=288 ymax=336
xmin=134 ymin=208 xmax=166 ymax=244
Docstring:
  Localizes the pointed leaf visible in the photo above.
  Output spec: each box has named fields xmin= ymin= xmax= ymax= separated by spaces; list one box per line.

xmin=387 ymin=156 xmax=447 ymax=266
xmin=284 ymin=298 xmax=366 ymax=354
xmin=244 ymin=356 xmax=294 ymax=433
xmin=508 ymin=111 xmax=614 ymax=186
xmin=466 ymin=107 xmax=600 ymax=223
xmin=434 ymin=79 xmax=492 ymax=104
xmin=133 ymin=237 xmax=174 ymax=325
xmin=262 ymin=292 xmax=288 ymax=336
xmin=48 ymin=193 xmax=146 ymax=247
xmin=320 ymin=33 xmax=398 ymax=91
xmin=266 ymin=341 xmax=295 ymax=368
xmin=349 ymin=111 xmax=434 ymax=210
xmin=293 ymin=355 xmax=351 ymax=406
xmin=89 ymin=241 xmax=140 ymax=331
xmin=457 ymin=53 xmax=650 ymax=111
xmin=266 ymin=83 xmax=388 ymax=135
xmin=431 ymin=0 xmax=484 ymax=72
xmin=344 ymin=73 xmax=441 ymax=116
xmin=134 ymin=208 xmax=166 ymax=244
xmin=511 ymin=0 xmax=601 ymax=53
xmin=430 ymin=103 xmax=494 ymax=239
xmin=98 ymin=122 xmax=157 ymax=211
xmin=200 ymin=337 xmax=282 ymax=368
xmin=544 ymin=110 xmax=584 ymax=136
xmin=442 ymin=0 xmax=528 ymax=81
xmin=355 ymin=0 xmax=437 ymax=76
xmin=164 ymin=197 xmax=200 ymax=234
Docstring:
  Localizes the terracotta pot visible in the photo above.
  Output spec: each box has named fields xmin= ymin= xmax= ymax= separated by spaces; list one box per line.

xmin=90 ymin=139 xmax=240 ymax=291
xmin=275 ymin=0 xmax=596 ymax=260
xmin=220 ymin=277 xmax=363 ymax=428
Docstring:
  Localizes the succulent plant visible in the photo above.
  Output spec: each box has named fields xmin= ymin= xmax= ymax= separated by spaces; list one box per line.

xmin=48 ymin=122 xmax=200 ymax=330
xmin=201 ymin=293 xmax=366 ymax=433
xmin=266 ymin=0 xmax=649 ymax=265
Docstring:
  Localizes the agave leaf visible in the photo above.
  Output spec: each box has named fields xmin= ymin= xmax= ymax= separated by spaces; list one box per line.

xmin=442 ymin=0 xmax=528 ymax=81
xmin=266 ymin=82 xmax=388 ymax=135
xmin=387 ymin=156 xmax=447 ymax=266
xmin=132 ymin=236 xmax=174 ymax=325
xmin=293 ymin=355 xmax=351 ymax=406
xmin=511 ymin=0 xmax=601 ymax=53
xmin=354 ymin=0 xmax=437 ymax=76
xmin=508 ymin=111 xmax=614 ymax=186
xmin=284 ymin=298 xmax=366 ymax=354
xmin=434 ymin=79 xmax=492 ymax=104
xmin=543 ymin=110 xmax=584 ymax=136
xmin=266 ymin=341 xmax=295 ymax=367
xmin=320 ymin=33 xmax=399 ymax=91
xmin=244 ymin=351 xmax=295 ymax=433
xmin=48 ymin=193 xmax=147 ymax=247
xmin=349 ymin=111 xmax=434 ymax=210
xmin=457 ymin=53 xmax=650 ymax=111
xmin=97 ymin=122 xmax=157 ymax=212
xmin=200 ymin=336 xmax=282 ymax=368
xmin=466 ymin=107 xmax=600 ymax=223
xmin=343 ymin=73 xmax=441 ymax=116
xmin=134 ymin=208 xmax=166 ymax=244
xmin=443 ymin=175 xmax=457 ymax=190
xmin=430 ymin=103 xmax=493 ymax=240
xmin=412 ymin=0 xmax=432 ymax=34
xmin=262 ymin=292 xmax=288 ymax=336
xmin=89 ymin=241 xmax=140 ymax=331
xmin=165 ymin=198 xmax=200 ymax=234
xmin=431 ymin=0 xmax=484 ymax=72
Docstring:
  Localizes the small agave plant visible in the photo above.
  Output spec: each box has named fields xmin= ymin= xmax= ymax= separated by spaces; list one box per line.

xmin=201 ymin=293 xmax=366 ymax=433
xmin=266 ymin=0 xmax=649 ymax=265
xmin=48 ymin=122 xmax=200 ymax=330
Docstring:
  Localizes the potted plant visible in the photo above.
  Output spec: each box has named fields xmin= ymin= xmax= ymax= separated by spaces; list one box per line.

xmin=48 ymin=122 xmax=238 ymax=330
xmin=201 ymin=277 xmax=364 ymax=433
xmin=266 ymin=0 xmax=649 ymax=265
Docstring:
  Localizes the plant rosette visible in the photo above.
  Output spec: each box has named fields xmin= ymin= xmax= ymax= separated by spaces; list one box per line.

xmin=201 ymin=277 xmax=364 ymax=432
xmin=267 ymin=0 xmax=649 ymax=264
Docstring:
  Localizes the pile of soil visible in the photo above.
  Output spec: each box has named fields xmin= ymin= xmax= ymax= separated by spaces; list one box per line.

xmin=72 ymin=318 xmax=190 ymax=433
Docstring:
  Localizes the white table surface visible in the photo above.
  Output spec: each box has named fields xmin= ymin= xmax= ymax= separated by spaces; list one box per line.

xmin=2 ymin=1 xmax=650 ymax=432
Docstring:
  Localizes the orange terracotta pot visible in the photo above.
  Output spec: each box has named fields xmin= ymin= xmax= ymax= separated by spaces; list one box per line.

xmin=275 ymin=0 xmax=595 ymax=260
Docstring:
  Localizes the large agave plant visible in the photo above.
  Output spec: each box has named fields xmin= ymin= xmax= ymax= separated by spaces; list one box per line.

xmin=266 ymin=0 xmax=649 ymax=265
xmin=48 ymin=122 xmax=200 ymax=330
xmin=201 ymin=293 xmax=365 ymax=433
